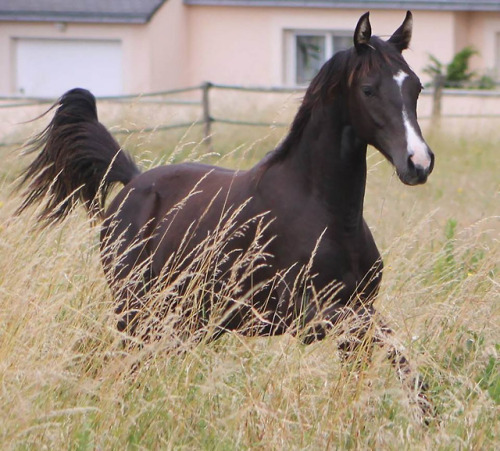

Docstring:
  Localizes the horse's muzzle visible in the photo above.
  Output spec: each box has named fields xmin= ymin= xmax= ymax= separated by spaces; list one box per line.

xmin=400 ymin=149 xmax=435 ymax=185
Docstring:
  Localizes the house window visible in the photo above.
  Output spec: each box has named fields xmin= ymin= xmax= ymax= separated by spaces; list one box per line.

xmin=286 ymin=31 xmax=352 ymax=85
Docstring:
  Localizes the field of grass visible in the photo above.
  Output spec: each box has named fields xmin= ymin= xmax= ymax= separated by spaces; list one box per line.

xmin=0 ymin=111 xmax=498 ymax=449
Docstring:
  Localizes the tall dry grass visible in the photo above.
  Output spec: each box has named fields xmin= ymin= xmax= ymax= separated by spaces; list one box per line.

xmin=0 ymin=116 xmax=498 ymax=449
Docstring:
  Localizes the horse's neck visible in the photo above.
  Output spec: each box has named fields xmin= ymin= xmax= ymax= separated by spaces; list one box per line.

xmin=286 ymin=103 xmax=367 ymax=234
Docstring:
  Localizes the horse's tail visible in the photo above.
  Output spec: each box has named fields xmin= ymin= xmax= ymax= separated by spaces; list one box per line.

xmin=17 ymin=88 xmax=140 ymax=222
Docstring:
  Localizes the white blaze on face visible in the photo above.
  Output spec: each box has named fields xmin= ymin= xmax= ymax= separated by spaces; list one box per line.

xmin=393 ymin=70 xmax=431 ymax=168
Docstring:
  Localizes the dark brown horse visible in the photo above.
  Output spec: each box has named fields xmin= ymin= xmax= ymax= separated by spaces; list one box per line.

xmin=19 ymin=12 xmax=434 ymax=409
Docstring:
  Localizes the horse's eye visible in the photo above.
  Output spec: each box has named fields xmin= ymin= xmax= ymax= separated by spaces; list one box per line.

xmin=362 ymin=86 xmax=374 ymax=97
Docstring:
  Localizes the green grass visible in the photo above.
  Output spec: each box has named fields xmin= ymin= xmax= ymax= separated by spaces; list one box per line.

xmin=0 ymin=112 xmax=498 ymax=449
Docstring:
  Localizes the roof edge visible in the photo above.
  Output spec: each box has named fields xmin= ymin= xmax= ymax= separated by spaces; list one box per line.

xmin=0 ymin=1 xmax=169 ymax=24
xmin=146 ymin=0 xmax=169 ymax=21
xmin=183 ymin=0 xmax=500 ymax=12
xmin=0 ymin=12 xmax=148 ymax=24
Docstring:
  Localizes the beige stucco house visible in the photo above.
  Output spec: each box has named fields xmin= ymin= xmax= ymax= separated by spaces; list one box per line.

xmin=0 ymin=0 xmax=499 ymax=97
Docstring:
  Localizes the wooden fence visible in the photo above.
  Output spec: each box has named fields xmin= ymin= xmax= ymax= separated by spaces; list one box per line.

xmin=1 ymin=81 xmax=499 ymax=148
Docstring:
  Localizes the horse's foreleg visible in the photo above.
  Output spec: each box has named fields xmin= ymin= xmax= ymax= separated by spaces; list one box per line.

xmin=378 ymin=323 xmax=433 ymax=420
xmin=337 ymin=306 xmax=432 ymax=420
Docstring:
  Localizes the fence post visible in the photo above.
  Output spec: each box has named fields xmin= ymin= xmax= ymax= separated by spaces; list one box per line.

xmin=432 ymin=74 xmax=445 ymax=123
xmin=201 ymin=82 xmax=213 ymax=150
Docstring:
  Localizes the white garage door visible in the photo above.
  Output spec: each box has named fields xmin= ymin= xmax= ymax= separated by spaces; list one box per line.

xmin=15 ymin=38 xmax=123 ymax=97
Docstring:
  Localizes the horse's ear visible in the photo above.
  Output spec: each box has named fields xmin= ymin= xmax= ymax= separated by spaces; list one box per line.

xmin=388 ymin=10 xmax=413 ymax=52
xmin=354 ymin=12 xmax=372 ymax=52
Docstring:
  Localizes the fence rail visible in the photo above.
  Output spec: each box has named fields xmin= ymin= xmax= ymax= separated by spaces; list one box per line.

xmin=1 ymin=81 xmax=499 ymax=148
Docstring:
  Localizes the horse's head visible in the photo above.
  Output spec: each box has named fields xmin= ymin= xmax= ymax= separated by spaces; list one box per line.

xmin=346 ymin=11 xmax=434 ymax=185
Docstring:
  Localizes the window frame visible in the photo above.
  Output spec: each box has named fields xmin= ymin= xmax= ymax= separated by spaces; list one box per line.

xmin=284 ymin=29 xmax=352 ymax=86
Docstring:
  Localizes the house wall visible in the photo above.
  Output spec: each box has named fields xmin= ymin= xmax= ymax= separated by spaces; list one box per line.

xmin=0 ymin=0 xmax=192 ymax=96
xmin=467 ymin=11 xmax=500 ymax=77
xmin=148 ymin=0 xmax=190 ymax=90
xmin=185 ymin=5 xmax=457 ymax=86
xmin=453 ymin=11 xmax=471 ymax=51
xmin=0 ymin=2 xmax=498 ymax=97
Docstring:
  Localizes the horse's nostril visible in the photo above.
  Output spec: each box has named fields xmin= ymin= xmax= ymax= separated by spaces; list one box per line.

xmin=428 ymin=150 xmax=435 ymax=173
xmin=407 ymin=154 xmax=416 ymax=170
xmin=415 ymin=164 xmax=425 ymax=176
xmin=414 ymin=164 xmax=429 ymax=182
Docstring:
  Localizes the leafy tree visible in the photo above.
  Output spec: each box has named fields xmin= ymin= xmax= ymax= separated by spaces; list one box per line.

xmin=424 ymin=46 xmax=480 ymax=88
xmin=446 ymin=47 xmax=477 ymax=84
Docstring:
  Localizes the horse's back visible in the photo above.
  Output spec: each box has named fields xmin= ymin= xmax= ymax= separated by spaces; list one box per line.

xmin=101 ymin=162 xmax=255 ymax=279
xmin=106 ymin=162 xmax=246 ymax=218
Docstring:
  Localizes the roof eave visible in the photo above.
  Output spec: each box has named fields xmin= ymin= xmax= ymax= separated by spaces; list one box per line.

xmin=183 ymin=0 xmax=500 ymax=12
xmin=0 ymin=13 xmax=150 ymax=25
